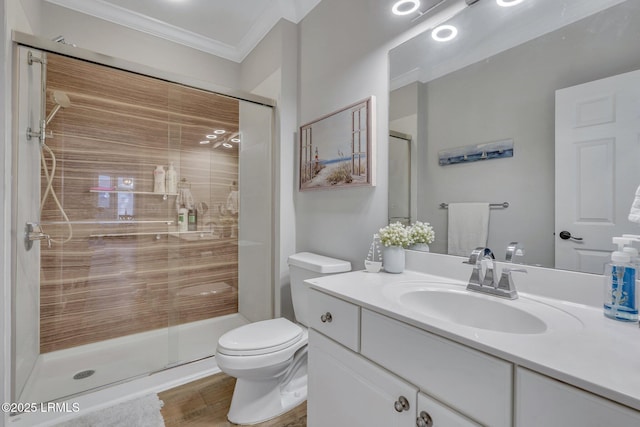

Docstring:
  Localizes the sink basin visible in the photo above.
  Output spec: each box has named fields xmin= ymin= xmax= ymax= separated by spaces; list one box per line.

xmin=383 ymin=281 xmax=582 ymax=334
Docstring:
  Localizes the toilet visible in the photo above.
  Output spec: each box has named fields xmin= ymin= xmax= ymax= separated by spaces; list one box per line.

xmin=215 ymin=252 xmax=351 ymax=425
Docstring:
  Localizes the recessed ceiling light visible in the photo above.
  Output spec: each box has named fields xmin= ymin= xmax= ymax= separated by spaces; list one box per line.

xmin=392 ymin=0 xmax=420 ymax=16
xmin=214 ymin=129 xmax=226 ymax=135
xmin=199 ymin=140 xmax=210 ymax=145
xmin=231 ymin=138 xmax=240 ymax=143
xmin=222 ymin=142 xmax=233 ymax=149
xmin=431 ymin=24 xmax=458 ymax=42
xmin=496 ymin=0 xmax=524 ymax=7
xmin=205 ymin=134 xmax=218 ymax=139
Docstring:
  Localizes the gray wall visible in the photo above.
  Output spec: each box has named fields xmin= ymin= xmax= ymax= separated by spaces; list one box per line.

xmin=295 ymin=0 xmax=424 ymax=269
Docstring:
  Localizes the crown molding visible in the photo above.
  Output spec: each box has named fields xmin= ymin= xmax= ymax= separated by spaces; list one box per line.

xmin=45 ymin=0 xmax=321 ymax=63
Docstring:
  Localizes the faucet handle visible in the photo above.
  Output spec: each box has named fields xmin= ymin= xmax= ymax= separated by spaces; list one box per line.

xmin=505 ymin=242 xmax=525 ymax=263
xmin=496 ymin=267 xmax=527 ymax=298
xmin=502 ymin=267 xmax=527 ymax=274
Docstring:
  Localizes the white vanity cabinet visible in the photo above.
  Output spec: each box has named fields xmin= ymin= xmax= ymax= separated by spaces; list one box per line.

xmin=515 ymin=368 xmax=640 ymax=426
xmin=361 ymin=309 xmax=512 ymax=427
xmin=308 ymin=289 xmax=503 ymax=426
xmin=308 ymin=330 xmax=418 ymax=427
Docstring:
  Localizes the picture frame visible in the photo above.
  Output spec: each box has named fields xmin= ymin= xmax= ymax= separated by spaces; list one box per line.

xmin=299 ymin=96 xmax=375 ymax=191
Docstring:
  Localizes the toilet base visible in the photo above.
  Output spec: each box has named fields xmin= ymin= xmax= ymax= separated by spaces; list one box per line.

xmin=227 ymin=372 xmax=307 ymax=425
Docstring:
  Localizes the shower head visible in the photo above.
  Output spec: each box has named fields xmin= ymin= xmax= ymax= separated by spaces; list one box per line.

xmin=45 ymin=91 xmax=71 ymax=125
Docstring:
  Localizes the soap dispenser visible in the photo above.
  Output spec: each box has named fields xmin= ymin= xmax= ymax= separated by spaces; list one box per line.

xmin=603 ymin=237 xmax=638 ymax=322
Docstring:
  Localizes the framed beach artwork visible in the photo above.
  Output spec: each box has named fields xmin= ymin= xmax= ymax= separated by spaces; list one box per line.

xmin=299 ymin=97 xmax=375 ymax=191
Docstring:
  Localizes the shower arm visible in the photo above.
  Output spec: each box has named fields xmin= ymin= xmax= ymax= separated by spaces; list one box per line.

xmin=26 ymin=50 xmax=48 ymax=145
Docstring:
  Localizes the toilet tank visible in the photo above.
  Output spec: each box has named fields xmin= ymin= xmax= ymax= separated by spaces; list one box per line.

xmin=288 ymin=252 xmax=351 ymax=327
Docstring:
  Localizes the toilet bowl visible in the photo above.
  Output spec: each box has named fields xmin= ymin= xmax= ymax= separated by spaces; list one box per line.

xmin=215 ymin=252 xmax=351 ymax=425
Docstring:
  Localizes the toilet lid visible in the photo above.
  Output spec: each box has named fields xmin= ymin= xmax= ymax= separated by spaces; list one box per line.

xmin=217 ymin=318 xmax=303 ymax=356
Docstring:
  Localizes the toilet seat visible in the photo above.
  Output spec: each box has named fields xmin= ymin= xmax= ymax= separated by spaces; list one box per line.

xmin=217 ymin=318 xmax=303 ymax=356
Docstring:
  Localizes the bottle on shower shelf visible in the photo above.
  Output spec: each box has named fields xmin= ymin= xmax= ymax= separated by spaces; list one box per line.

xmin=153 ymin=165 xmax=166 ymax=193
xmin=178 ymin=205 xmax=188 ymax=232
xmin=165 ymin=162 xmax=177 ymax=194
xmin=188 ymin=208 xmax=197 ymax=231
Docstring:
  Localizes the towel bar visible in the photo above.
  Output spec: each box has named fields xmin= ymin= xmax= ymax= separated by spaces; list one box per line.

xmin=440 ymin=202 xmax=509 ymax=209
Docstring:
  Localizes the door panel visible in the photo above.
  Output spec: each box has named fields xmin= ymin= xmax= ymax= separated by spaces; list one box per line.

xmin=555 ymin=69 xmax=640 ymax=273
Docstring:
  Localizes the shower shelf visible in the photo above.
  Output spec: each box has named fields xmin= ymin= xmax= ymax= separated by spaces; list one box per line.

xmin=89 ymin=189 xmax=178 ymax=197
xmin=89 ymin=230 xmax=213 ymax=238
xmin=43 ymin=220 xmax=175 ymax=225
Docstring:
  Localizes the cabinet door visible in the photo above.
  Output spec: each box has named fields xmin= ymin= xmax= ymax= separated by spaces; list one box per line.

xmin=361 ymin=309 xmax=512 ymax=427
xmin=417 ymin=393 xmax=481 ymax=427
xmin=308 ymin=329 xmax=417 ymax=427
xmin=516 ymin=368 xmax=640 ymax=426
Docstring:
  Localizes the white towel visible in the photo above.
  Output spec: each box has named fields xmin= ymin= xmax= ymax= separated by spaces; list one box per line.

xmin=629 ymin=185 xmax=640 ymax=224
xmin=447 ymin=202 xmax=490 ymax=257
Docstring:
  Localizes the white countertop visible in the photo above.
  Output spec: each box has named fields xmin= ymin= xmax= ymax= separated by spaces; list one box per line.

xmin=306 ymin=269 xmax=640 ymax=412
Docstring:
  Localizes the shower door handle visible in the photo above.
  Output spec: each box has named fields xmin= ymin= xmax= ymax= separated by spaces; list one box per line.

xmin=25 ymin=222 xmax=51 ymax=250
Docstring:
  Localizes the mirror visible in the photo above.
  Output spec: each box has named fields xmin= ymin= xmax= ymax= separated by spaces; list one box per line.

xmin=389 ymin=0 xmax=640 ymax=273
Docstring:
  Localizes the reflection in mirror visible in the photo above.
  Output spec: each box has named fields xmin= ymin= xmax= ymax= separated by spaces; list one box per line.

xmin=389 ymin=0 xmax=640 ymax=273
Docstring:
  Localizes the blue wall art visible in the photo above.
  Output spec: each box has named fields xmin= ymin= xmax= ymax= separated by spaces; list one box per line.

xmin=438 ymin=138 xmax=514 ymax=166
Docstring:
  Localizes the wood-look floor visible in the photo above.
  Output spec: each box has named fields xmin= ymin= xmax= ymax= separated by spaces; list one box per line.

xmin=159 ymin=372 xmax=307 ymax=427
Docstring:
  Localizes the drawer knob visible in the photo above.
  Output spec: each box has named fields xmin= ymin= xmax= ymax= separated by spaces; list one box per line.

xmin=394 ymin=396 xmax=410 ymax=413
xmin=320 ymin=312 xmax=333 ymax=323
xmin=416 ymin=411 xmax=433 ymax=427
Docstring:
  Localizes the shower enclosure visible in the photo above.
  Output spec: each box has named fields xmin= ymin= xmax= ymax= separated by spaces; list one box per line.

xmin=12 ymin=44 xmax=274 ymax=405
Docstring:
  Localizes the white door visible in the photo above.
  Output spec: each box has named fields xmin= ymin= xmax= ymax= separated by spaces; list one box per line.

xmin=555 ymin=69 xmax=640 ymax=273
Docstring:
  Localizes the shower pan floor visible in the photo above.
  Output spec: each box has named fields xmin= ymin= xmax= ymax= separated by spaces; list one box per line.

xmin=18 ymin=314 xmax=249 ymax=404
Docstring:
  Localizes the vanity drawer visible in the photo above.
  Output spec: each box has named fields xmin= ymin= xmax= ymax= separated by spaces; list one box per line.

xmin=309 ymin=289 xmax=360 ymax=352
xmin=361 ymin=309 xmax=512 ymax=427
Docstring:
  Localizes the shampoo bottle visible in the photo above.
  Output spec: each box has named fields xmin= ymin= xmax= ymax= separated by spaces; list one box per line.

xmin=178 ymin=205 xmax=188 ymax=232
xmin=188 ymin=208 xmax=197 ymax=231
xmin=166 ymin=162 xmax=177 ymax=194
xmin=153 ymin=165 xmax=166 ymax=193
xmin=603 ymin=237 xmax=638 ymax=322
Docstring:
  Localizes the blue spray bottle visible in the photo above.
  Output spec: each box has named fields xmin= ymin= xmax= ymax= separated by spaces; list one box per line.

xmin=603 ymin=237 xmax=638 ymax=322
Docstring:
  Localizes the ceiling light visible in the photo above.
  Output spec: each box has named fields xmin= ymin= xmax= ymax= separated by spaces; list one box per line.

xmin=231 ymin=138 xmax=240 ymax=143
xmin=199 ymin=140 xmax=210 ymax=145
xmin=392 ymin=0 xmax=420 ymax=16
xmin=431 ymin=24 xmax=458 ymax=42
xmin=205 ymin=134 xmax=218 ymax=139
xmin=496 ymin=0 xmax=524 ymax=7
xmin=222 ymin=142 xmax=233 ymax=148
xmin=213 ymin=129 xmax=226 ymax=135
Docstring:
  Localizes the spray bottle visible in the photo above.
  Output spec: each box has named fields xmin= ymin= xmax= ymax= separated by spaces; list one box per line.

xmin=603 ymin=237 xmax=638 ymax=322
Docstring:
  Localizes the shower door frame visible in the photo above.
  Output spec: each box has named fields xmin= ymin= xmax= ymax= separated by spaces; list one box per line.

xmin=9 ymin=31 xmax=278 ymax=405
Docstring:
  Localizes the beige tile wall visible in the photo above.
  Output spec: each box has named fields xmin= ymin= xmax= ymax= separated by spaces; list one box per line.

xmin=39 ymin=53 xmax=240 ymax=353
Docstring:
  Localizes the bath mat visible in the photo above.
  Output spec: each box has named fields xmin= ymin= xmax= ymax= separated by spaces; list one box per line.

xmin=54 ymin=394 xmax=165 ymax=427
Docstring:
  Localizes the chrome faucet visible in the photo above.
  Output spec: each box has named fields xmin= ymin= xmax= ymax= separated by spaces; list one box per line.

xmin=464 ymin=247 xmax=495 ymax=288
xmin=464 ymin=246 xmax=525 ymax=300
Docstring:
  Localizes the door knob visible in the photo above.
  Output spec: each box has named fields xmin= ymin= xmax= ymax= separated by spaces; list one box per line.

xmin=559 ymin=231 xmax=583 ymax=241
xmin=393 ymin=396 xmax=410 ymax=412
xmin=416 ymin=411 xmax=433 ymax=427
xmin=320 ymin=312 xmax=332 ymax=323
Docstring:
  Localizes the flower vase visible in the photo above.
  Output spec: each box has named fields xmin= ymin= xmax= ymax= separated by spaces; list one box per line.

xmin=383 ymin=246 xmax=405 ymax=274
xmin=409 ymin=243 xmax=430 ymax=252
